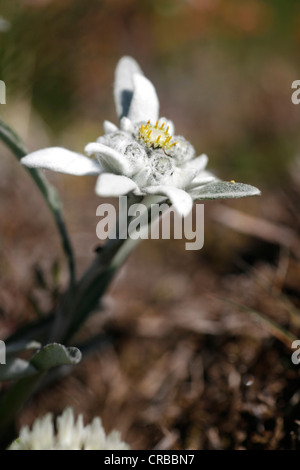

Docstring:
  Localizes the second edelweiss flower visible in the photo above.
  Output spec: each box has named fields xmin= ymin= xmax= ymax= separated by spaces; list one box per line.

xmin=21 ymin=56 xmax=260 ymax=215
xmin=8 ymin=407 xmax=129 ymax=450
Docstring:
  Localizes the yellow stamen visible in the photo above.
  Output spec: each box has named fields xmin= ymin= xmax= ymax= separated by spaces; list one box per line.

xmin=230 ymin=180 xmax=235 ymax=183
xmin=138 ymin=119 xmax=176 ymax=151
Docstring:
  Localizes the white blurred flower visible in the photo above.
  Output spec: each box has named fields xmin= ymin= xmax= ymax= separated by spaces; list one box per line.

xmin=8 ymin=407 xmax=130 ymax=450
xmin=21 ymin=56 xmax=260 ymax=217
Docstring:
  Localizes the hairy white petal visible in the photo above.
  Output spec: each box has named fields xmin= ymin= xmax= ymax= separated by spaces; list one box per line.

xmin=103 ymin=120 xmax=118 ymax=134
xmin=145 ymin=185 xmax=193 ymax=217
xmin=171 ymin=167 xmax=197 ymax=188
xmin=167 ymin=136 xmax=195 ymax=163
xmin=183 ymin=154 xmax=208 ymax=171
xmin=97 ymin=133 xmax=148 ymax=175
xmin=85 ymin=142 xmax=132 ymax=176
xmin=106 ymin=431 xmax=130 ymax=451
xmin=21 ymin=147 xmax=102 ymax=176
xmin=132 ymin=166 xmax=152 ymax=188
xmin=114 ymin=56 xmax=143 ymax=120
xmin=187 ymin=170 xmax=218 ymax=188
xmin=95 ymin=173 xmax=139 ymax=197
xmin=119 ymin=116 xmax=134 ymax=133
xmin=83 ymin=418 xmax=106 ymax=450
xmin=128 ymin=74 xmax=159 ymax=124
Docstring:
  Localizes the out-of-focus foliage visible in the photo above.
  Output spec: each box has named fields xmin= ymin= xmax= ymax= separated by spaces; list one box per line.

xmin=0 ymin=0 xmax=300 ymax=184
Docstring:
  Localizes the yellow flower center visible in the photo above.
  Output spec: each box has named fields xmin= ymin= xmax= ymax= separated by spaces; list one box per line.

xmin=138 ymin=120 xmax=177 ymax=150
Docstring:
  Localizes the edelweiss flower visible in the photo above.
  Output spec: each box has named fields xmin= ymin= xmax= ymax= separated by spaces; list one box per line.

xmin=8 ymin=407 xmax=130 ymax=450
xmin=21 ymin=56 xmax=260 ymax=216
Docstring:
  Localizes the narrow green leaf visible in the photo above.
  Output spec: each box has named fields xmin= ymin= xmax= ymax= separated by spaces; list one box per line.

xmin=0 ymin=117 xmax=75 ymax=287
xmin=6 ymin=340 xmax=41 ymax=357
xmin=3 ymin=315 xmax=54 ymax=346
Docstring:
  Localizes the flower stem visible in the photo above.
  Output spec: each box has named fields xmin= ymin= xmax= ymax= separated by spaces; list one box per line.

xmin=60 ymin=195 xmax=166 ymax=342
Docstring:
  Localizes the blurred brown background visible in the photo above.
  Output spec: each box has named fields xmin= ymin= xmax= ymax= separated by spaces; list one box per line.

xmin=1 ymin=0 xmax=300 ymax=450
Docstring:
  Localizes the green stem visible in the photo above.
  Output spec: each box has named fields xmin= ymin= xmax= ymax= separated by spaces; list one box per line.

xmin=0 ymin=117 xmax=76 ymax=288
xmin=0 ymin=373 xmax=43 ymax=449
xmin=62 ymin=195 xmax=166 ymax=342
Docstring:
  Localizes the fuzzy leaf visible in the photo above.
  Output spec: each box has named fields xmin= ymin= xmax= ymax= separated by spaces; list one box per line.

xmin=30 ymin=343 xmax=81 ymax=371
xmin=192 ymin=181 xmax=261 ymax=200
